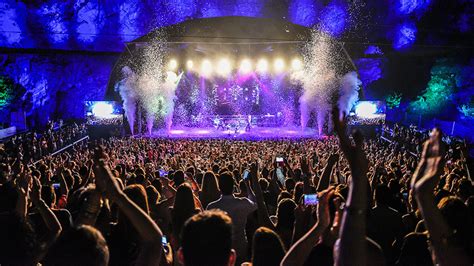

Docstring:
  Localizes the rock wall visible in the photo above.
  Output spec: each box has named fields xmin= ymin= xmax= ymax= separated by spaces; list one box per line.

xmin=0 ymin=52 xmax=117 ymax=126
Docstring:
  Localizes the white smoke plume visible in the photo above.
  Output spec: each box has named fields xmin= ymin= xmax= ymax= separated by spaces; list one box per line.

xmin=116 ymin=66 xmax=138 ymax=134
xmin=338 ymin=71 xmax=361 ymax=115
xmin=292 ymin=31 xmax=338 ymax=135
xmin=292 ymin=31 xmax=361 ymax=135
xmin=117 ymin=32 xmax=182 ymax=134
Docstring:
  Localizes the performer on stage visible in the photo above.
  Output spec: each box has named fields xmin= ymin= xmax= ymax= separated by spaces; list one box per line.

xmin=246 ymin=115 xmax=252 ymax=132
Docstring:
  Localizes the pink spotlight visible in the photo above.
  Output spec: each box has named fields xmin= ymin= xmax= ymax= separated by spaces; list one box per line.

xmin=196 ymin=129 xmax=210 ymax=134
xmin=170 ymin=130 xmax=185 ymax=135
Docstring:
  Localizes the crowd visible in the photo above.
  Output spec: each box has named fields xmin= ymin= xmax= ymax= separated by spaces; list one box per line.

xmin=1 ymin=122 xmax=87 ymax=164
xmin=0 ymin=107 xmax=472 ymax=266
xmin=87 ymin=116 xmax=123 ymax=126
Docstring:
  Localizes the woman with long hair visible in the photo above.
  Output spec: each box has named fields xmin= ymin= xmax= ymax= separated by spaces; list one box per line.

xmin=170 ymin=184 xmax=200 ymax=247
xmin=199 ymin=171 xmax=221 ymax=209
xmin=246 ymin=227 xmax=286 ymax=266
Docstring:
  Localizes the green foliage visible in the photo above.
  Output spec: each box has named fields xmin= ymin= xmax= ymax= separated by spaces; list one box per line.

xmin=0 ymin=76 xmax=23 ymax=110
xmin=410 ymin=59 xmax=461 ymax=115
xmin=386 ymin=92 xmax=402 ymax=109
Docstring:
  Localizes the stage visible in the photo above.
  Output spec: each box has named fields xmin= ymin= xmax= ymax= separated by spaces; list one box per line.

xmin=138 ymin=126 xmax=321 ymax=139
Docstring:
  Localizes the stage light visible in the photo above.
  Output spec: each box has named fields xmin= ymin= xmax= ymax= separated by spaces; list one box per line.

xmin=240 ymin=59 xmax=252 ymax=74
xmin=186 ymin=60 xmax=194 ymax=70
xmin=256 ymin=59 xmax=268 ymax=73
xmin=274 ymin=58 xmax=285 ymax=72
xmin=355 ymin=101 xmax=377 ymax=118
xmin=92 ymin=102 xmax=114 ymax=118
xmin=201 ymin=59 xmax=212 ymax=77
xmin=217 ymin=58 xmax=232 ymax=76
xmin=168 ymin=59 xmax=178 ymax=71
xmin=291 ymin=58 xmax=303 ymax=71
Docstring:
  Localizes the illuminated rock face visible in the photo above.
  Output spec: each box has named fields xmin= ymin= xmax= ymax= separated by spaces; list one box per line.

xmin=0 ymin=0 xmax=351 ymax=51
xmin=0 ymin=0 xmax=470 ymax=51
xmin=0 ymin=53 xmax=116 ymax=124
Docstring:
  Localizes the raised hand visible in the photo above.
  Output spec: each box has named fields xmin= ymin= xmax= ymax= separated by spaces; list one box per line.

xmin=30 ymin=176 xmax=42 ymax=204
xmin=93 ymin=146 xmax=123 ymax=201
xmin=332 ymin=105 xmax=369 ymax=266
xmin=332 ymin=106 xmax=368 ymax=178
xmin=411 ymin=128 xmax=445 ymax=194
xmin=282 ymin=188 xmax=334 ymax=266
xmin=301 ymin=157 xmax=310 ymax=176
xmin=409 ymin=128 xmax=471 ymax=266
xmin=316 ymin=188 xmax=334 ymax=230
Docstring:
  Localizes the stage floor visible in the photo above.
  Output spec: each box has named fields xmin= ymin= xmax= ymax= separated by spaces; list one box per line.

xmin=140 ymin=126 xmax=321 ymax=139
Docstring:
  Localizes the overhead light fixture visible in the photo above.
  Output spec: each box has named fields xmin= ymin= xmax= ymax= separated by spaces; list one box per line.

xmin=256 ymin=58 xmax=268 ymax=73
xmin=217 ymin=58 xmax=232 ymax=76
xmin=291 ymin=58 xmax=303 ymax=71
xmin=168 ymin=59 xmax=178 ymax=71
xmin=240 ymin=59 xmax=252 ymax=74
xmin=274 ymin=58 xmax=285 ymax=73
xmin=186 ymin=60 xmax=194 ymax=70
xmin=201 ymin=59 xmax=212 ymax=77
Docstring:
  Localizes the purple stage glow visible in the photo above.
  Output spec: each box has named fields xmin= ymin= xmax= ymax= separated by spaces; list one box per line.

xmin=147 ymin=126 xmax=320 ymax=139
xmin=172 ymin=70 xmax=302 ymax=128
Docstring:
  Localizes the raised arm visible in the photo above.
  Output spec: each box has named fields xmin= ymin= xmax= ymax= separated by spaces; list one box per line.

xmin=284 ymin=158 xmax=295 ymax=179
xmin=58 ymin=169 xmax=69 ymax=197
xmin=31 ymin=177 xmax=62 ymax=241
xmin=300 ymin=157 xmax=313 ymax=194
xmin=250 ymin=162 xmax=274 ymax=230
xmin=94 ymin=151 xmax=163 ymax=265
xmin=316 ymin=154 xmax=339 ymax=192
xmin=281 ymin=188 xmax=333 ymax=266
xmin=332 ymin=107 xmax=369 ymax=266
xmin=411 ymin=129 xmax=471 ymax=266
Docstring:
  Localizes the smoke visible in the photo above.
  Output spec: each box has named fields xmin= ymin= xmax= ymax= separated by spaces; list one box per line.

xmin=292 ymin=31 xmax=361 ymax=135
xmin=116 ymin=33 xmax=182 ymax=134
xmin=338 ymin=71 xmax=360 ymax=115
xmin=115 ymin=66 xmax=138 ymax=134
xmin=292 ymin=31 xmax=338 ymax=135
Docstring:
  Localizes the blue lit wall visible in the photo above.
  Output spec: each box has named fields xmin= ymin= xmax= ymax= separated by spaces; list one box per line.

xmin=0 ymin=0 xmax=472 ymax=127
xmin=0 ymin=53 xmax=116 ymax=126
xmin=1 ymin=0 xmax=471 ymax=51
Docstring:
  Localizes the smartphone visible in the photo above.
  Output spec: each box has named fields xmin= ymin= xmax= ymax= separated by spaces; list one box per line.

xmin=276 ymin=168 xmax=285 ymax=184
xmin=275 ymin=157 xmax=284 ymax=163
xmin=303 ymin=194 xmax=319 ymax=206
xmin=53 ymin=183 xmax=60 ymax=189
xmin=402 ymin=192 xmax=408 ymax=200
xmin=242 ymin=169 xmax=250 ymax=180
xmin=158 ymin=169 xmax=168 ymax=177
xmin=162 ymin=235 xmax=169 ymax=253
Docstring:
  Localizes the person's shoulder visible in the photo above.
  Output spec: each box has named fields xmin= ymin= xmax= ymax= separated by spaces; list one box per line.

xmin=387 ymin=206 xmax=402 ymax=217
xmin=206 ymin=198 xmax=223 ymax=209
xmin=235 ymin=196 xmax=257 ymax=208
xmin=234 ymin=196 xmax=253 ymax=203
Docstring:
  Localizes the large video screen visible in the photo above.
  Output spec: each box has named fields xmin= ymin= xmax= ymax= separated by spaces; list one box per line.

xmin=85 ymin=101 xmax=123 ymax=125
xmin=348 ymin=101 xmax=386 ymax=125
